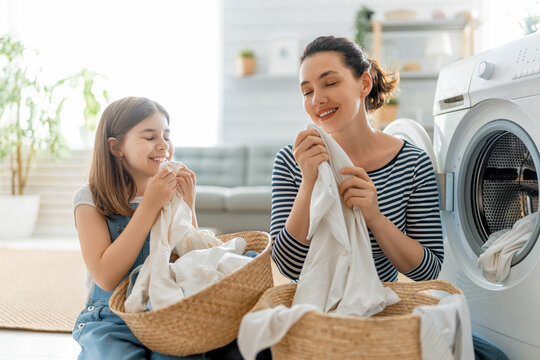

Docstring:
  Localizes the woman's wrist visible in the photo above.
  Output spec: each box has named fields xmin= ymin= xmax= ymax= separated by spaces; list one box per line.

xmin=366 ymin=213 xmax=387 ymax=231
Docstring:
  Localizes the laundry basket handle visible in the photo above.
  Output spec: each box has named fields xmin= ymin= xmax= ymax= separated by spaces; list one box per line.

xmin=398 ymin=280 xmax=463 ymax=295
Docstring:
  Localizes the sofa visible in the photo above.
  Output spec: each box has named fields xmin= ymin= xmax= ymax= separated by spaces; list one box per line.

xmin=173 ymin=144 xmax=285 ymax=234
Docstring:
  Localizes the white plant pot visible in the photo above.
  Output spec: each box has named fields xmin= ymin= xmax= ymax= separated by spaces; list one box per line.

xmin=0 ymin=195 xmax=41 ymax=238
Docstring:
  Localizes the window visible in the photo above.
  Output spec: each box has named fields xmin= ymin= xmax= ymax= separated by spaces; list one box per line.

xmin=2 ymin=0 xmax=220 ymax=147
xmin=479 ymin=0 xmax=539 ymax=52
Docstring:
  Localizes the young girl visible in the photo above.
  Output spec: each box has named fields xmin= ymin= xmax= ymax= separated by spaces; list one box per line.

xmin=72 ymin=97 xmax=241 ymax=359
xmin=270 ymin=36 xmax=508 ymax=360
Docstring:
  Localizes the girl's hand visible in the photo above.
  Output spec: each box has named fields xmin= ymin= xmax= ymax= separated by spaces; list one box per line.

xmin=292 ymin=129 xmax=329 ymax=185
xmin=176 ymin=166 xmax=196 ymax=209
xmin=339 ymin=166 xmax=384 ymax=228
xmin=141 ymin=166 xmax=178 ymax=212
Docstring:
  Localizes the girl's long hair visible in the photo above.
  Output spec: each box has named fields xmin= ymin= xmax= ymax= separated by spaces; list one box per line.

xmin=89 ymin=96 xmax=169 ymax=218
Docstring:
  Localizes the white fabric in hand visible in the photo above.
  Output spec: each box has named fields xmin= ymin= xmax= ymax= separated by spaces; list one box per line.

xmin=238 ymin=125 xmax=400 ymax=360
xmin=125 ymin=161 xmax=249 ymax=312
xmin=294 ymin=123 xmax=400 ymax=315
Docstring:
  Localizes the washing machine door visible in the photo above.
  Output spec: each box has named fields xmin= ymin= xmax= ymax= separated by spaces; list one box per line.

xmin=382 ymin=118 xmax=437 ymax=167
xmin=440 ymin=98 xmax=540 ymax=290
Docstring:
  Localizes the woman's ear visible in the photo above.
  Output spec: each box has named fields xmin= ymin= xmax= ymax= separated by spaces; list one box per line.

xmin=108 ymin=137 xmax=123 ymax=159
xmin=360 ymin=71 xmax=373 ymax=98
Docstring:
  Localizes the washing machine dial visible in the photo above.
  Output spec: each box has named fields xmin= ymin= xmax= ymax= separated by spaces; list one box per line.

xmin=477 ymin=61 xmax=495 ymax=79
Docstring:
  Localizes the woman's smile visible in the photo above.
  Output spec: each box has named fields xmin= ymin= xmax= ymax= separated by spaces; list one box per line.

xmin=316 ymin=107 xmax=338 ymax=121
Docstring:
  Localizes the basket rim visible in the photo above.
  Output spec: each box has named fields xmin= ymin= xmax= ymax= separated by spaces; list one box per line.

xmin=109 ymin=230 xmax=272 ymax=317
xmin=255 ymin=280 xmax=463 ymax=322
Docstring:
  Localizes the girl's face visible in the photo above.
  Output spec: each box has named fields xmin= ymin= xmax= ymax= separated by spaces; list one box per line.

xmin=117 ymin=111 xmax=173 ymax=182
xmin=299 ymin=51 xmax=372 ymax=134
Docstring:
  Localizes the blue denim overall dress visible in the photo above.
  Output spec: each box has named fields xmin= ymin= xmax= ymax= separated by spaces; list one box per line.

xmin=72 ymin=206 xmax=206 ymax=360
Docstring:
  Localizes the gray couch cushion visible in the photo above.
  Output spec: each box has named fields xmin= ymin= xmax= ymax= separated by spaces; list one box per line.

xmin=195 ymin=186 xmax=228 ymax=211
xmin=226 ymin=186 xmax=271 ymax=212
xmin=174 ymin=146 xmax=246 ymax=187
xmin=246 ymin=144 xmax=284 ymax=186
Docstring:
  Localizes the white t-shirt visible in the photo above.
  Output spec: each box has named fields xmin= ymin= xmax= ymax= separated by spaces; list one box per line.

xmin=72 ymin=185 xmax=142 ymax=298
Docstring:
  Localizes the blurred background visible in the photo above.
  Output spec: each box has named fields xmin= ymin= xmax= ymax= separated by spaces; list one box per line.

xmin=1 ymin=0 xmax=539 ymax=237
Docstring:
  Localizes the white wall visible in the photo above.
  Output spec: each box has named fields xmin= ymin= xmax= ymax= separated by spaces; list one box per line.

xmin=221 ymin=0 xmax=480 ymax=146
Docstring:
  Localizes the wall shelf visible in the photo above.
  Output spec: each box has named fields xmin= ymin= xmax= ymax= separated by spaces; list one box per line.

xmin=370 ymin=17 xmax=475 ymax=62
xmin=399 ymin=71 xmax=439 ymax=80
xmin=365 ymin=19 xmax=469 ymax=32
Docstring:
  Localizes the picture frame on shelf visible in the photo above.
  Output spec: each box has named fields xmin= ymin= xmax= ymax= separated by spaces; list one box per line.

xmin=269 ymin=38 xmax=299 ymax=76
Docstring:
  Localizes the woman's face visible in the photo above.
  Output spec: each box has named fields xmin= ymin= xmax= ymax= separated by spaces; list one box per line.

xmin=299 ymin=51 xmax=371 ymax=134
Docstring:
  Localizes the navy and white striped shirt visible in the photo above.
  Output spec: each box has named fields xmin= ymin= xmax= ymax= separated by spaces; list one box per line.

xmin=270 ymin=140 xmax=444 ymax=282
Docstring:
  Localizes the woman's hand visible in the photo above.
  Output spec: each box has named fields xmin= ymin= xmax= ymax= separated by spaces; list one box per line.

xmin=175 ymin=166 xmax=196 ymax=210
xmin=339 ymin=166 xmax=384 ymax=228
xmin=141 ymin=166 xmax=178 ymax=212
xmin=292 ymin=129 xmax=329 ymax=185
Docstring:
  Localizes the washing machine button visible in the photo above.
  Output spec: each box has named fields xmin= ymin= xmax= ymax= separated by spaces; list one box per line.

xmin=478 ymin=61 xmax=495 ymax=79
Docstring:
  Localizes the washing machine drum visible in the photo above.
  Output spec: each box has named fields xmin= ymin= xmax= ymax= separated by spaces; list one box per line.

xmin=461 ymin=126 xmax=539 ymax=265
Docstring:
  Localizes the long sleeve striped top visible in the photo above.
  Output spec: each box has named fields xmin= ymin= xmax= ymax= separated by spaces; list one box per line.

xmin=270 ymin=140 xmax=444 ymax=282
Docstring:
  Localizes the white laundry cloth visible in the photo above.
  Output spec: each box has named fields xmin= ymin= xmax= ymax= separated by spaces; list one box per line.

xmin=238 ymin=124 xmax=400 ymax=359
xmin=238 ymin=304 xmax=319 ymax=360
xmin=413 ymin=294 xmax=474 ymax=360
xmin=170 ymin=237 xmax=251 ymax=298
xmin=478 ymin=212 xmax=536 ymax=282
xmin=294 ymin=124 xmax=400 ymax=315
xmin=124 ymin=161 xmax=251 ymax=312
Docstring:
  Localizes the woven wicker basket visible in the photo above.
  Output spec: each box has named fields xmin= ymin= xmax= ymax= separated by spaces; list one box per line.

xmin=251 ymin=280 xmax=463 ymax=360
xmin=109 ymin=231 xmax=273 ymax=356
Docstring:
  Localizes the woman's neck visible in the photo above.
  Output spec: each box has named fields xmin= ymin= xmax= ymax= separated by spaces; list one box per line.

xmin=330 ymin=118 xmax=378 ymax=166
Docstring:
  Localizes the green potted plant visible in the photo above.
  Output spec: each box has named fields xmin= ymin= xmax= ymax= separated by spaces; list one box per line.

xmin=0 ymin=34 xmax=70 ymax=237
xmin=236 ymin=48 xmax=256 ymax=76
xmin=354 ymin=5 xmax=375 ymax=48
xmin=521 ymin=14 xmax=540 ymax=35
xmin=0 ymin=34 xmax=103 ymax=237
xmin=60 ymin=68 xmax=109 ymax=147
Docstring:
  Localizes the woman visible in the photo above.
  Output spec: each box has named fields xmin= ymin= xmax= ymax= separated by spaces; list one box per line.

xmin=271 ymin=36 xmax=443 ymax=282
xmin=270 ymin=36 xmax=507 ymax=360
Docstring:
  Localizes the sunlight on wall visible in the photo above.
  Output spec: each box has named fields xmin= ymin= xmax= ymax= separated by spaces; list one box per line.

xmin=479 ymin=0 xmax=539 ymax=52
xmin=2 ymin=0 xmax=220 ymax=148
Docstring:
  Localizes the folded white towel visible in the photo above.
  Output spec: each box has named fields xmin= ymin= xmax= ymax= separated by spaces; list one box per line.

xmin=413 ymin=294 xmax=474 ymax=360
xmin=478 ymin=212 xmax=536 ymax=282
xmin=124 ymin=161 xmax=251 ymax=312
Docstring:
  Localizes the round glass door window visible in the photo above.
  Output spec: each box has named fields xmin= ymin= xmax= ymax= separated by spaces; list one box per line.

xmin=460 ymin=120 xmax=539 ymax=267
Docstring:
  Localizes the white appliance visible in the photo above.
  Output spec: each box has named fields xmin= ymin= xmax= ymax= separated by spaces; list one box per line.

xmin=385 ymin=32 xmax=540 ymax=359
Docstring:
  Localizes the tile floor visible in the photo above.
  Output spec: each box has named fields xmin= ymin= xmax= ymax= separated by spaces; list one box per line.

xmin=0 ymin=236 xmax=80 ymax=359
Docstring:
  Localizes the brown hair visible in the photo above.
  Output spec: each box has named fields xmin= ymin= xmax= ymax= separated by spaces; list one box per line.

xmin=300 ymin=35 xmax=399 ymax=112
xmin=89 ymin=96 xmax=169 ymax=218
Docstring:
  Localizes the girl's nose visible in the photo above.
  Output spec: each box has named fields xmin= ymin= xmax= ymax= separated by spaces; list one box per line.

xmin=157 ymin=137 xmax=169 ymax=150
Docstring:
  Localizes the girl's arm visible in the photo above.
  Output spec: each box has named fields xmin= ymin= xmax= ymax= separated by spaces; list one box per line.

xmin=76 ymin=167 xmax=177 ymax=291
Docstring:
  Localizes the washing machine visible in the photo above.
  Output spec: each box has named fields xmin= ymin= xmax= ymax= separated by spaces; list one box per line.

xmin=384 ymin=32 xmax=540 ymax=359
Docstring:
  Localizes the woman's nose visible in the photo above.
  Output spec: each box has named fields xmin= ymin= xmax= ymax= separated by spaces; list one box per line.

xmin=312 ymin=90 xmax=327 ymax=106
